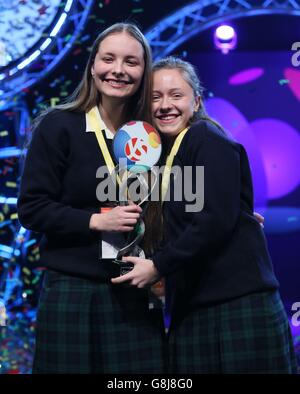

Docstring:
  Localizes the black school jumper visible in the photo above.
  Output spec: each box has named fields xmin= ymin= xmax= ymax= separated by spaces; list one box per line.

xmin=153 ymin=120 xmax=297 ymax=374
xmin=18 ymin=109 xmax=166 ymax=373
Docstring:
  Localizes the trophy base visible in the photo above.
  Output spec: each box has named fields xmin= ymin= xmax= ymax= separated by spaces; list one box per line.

xmin=114 ymin=245 xmax=145 ymax=276
xmin=113 ymin=259 xmax=134 ymax=276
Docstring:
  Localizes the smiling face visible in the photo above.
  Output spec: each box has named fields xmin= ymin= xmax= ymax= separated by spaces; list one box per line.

xmin=91 ymin=32 xmax=145 ymax=104
xmin=152 ymin=68 xmax=200 ymax=137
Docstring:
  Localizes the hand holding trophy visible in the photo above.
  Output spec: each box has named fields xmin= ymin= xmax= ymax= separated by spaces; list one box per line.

xmin=112 ymin=121 xmax=162 ymax=276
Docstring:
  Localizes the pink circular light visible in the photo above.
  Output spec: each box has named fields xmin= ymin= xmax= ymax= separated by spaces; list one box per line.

xmin=284 ymin=68 xmax=300 ymax=101
xmin=205 ymin=97 xmax=248 ymax=137
xmin=205 ymin=97 xmax=268 ymax=211
xmin=251 ymin=119 xmax=300 ymax=199
xmin=229 ymin=68 xmax=265 ymax=85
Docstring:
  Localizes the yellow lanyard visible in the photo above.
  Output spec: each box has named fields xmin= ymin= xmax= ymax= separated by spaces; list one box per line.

xmin=161 ymin=127 xmax=189 ymax=203
xmin=86 ymin=106 xmax=122 ymax=186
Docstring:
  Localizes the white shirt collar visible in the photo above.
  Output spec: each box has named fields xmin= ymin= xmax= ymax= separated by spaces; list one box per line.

xmin=85 ymin=106 xmax=114 ymax=140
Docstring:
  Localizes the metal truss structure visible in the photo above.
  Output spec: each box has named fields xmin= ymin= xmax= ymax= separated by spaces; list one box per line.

xmin=0 ymin=0 xmax=94 ymax=102
xmin=145 ymin=0 xmax=300 ymax=60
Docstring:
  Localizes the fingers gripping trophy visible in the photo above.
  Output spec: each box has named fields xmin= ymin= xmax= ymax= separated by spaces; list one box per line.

xmin=112 ymin=121 xmax=162 ymax=276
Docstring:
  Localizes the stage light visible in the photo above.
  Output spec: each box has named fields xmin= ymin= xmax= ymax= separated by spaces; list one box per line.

xmin=64 ymin=0 xmax=73 ymax=12
xmin=0 ymin=0 xmax=93 ymax=101
xmin=50 ymin=12 xmax=68 ymax=37
xmin=214 ymin=25 xmax=237 ymax=54
xmin=215 ymin=25 xmax=235 ymax=40
xmin=17 ymin=50 xmax=41 ymax=71
xmin=40 ymin=38 xmax=52 ymax=51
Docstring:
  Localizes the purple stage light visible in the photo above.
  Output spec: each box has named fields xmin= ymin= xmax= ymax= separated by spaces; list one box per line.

xmin=205 ymin=97 xmax=248 ymax=137
xmin=214 ymin=25 xmax=237 ymax=54
xmin=284 ymin=68 xmax=300 ymax=101
xmin=251 ymin=119 xmax=300 ymax=199
xmin=229 ymin=68 xmax=265 ymax=85
xmin=205 ymin=97 xmax=268 ymax=211
xmin=215 ymin=25 xmax=235 ymax=40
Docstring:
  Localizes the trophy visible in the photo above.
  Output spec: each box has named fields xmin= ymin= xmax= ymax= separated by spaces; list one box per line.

xmin=112 ymin=121 xmax=162 ymax=275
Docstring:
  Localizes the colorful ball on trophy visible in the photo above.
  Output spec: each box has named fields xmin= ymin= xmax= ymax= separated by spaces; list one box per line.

xmin=113 ymin=121 xmax=162 ymax=172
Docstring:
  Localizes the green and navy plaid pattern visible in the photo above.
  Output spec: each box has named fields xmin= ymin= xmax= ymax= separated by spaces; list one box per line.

xmin=32 ymin=270 xmax=166 ymax=374
xmin=168 ymin=291 xmax=298 ymax=374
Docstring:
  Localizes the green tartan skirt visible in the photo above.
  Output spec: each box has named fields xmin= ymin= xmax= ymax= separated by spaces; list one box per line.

xmin=32 ymin=270 xmax=166 ymax=374
xmin=168 ymin=290 xmax=298 ymax=374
